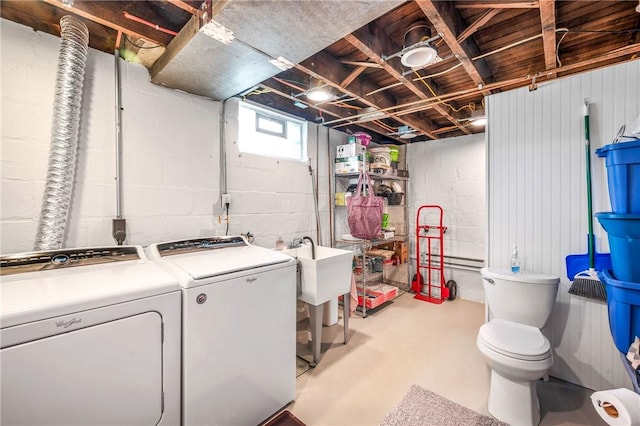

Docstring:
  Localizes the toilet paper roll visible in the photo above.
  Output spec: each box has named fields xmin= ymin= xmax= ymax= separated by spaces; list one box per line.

xmin=591 ymin=388 xmax=640 ymax=426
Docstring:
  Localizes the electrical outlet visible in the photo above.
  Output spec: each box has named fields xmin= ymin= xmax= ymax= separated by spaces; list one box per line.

xmin=221 ymin=193 xmax=231 ymax=205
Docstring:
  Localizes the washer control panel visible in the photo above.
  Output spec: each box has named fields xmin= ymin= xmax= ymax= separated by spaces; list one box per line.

xmin=0 ymin=247 xmax=140 ymax=276
xmin=156 ymin=236 xmax=246 ymax=257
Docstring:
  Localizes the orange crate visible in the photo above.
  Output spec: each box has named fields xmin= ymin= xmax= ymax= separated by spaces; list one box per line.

xmin=357 ymin=290 xmax=386 ymax=309
xmin=357 ymin=285 xmax=398 ymax=308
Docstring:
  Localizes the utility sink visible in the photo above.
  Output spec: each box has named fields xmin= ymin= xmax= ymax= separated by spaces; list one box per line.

xmin=282 ymin=245 xmax=353 ymax=306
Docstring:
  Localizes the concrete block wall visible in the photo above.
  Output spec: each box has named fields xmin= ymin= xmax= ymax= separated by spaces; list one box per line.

xmin=222 ymin=99 xmax=339 ymax=249
xmin=1 ymin=19 xmax=223 ymax=253
xmin=407 ymin=133 xmax=486 ymax=302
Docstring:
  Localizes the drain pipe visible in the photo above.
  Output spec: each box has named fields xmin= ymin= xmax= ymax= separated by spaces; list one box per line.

xmin=34 ymin=16 xmax=89 ymax=251
xmin=112 ymin=32 xmax=126 ymax=245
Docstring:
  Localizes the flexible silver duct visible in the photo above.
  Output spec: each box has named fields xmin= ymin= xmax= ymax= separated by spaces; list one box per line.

xmin=34 ymin=15 xmax=89 ymax=251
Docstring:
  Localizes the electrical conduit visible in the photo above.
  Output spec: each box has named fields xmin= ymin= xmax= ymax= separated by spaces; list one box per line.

xmin=34 ymin=15 xmax=89 ymax=251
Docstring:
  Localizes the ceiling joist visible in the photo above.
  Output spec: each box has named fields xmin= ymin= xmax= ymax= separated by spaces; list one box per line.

xmin=295 ymin=50 xmax=439 ymax=140
xmin=455 ymin=2 xmax=540 ymax=9
xmin=344 ymin=23 xmax=469 ymax=135
xmin=457 ymin=9 xmax=501 ymax=44
xmin=539 ymin=0 xmax=558 ymax=77
xmin=41 ymin=0 xmax=173 ymax=46
xmin=416 ymin=0 xmax=494 ymax=96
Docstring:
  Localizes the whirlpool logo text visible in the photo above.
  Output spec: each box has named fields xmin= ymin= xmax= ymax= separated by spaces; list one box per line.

xmin=55 ymin=317 xmax=82 ymax=329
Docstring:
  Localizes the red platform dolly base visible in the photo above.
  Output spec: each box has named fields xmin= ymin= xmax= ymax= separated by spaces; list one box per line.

xmin=412 ymin=205 xmax=456 ymax=304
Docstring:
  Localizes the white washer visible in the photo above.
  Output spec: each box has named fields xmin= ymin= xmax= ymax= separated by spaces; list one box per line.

xmin=146 ymin=236 xmax=296 ymax=426
xmin=0 ymin=246 xmax=181 ymax=426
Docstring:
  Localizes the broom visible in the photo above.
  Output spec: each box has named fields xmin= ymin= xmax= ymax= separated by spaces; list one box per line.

xmin=568 ymin=100 xmax=607 ymax=302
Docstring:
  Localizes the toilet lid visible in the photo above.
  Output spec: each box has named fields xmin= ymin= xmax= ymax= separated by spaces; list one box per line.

xmin=478 ymin=319 xmax=551 ymax=361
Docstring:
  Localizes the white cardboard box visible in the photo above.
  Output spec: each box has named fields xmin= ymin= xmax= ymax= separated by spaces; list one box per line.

xmin=335 ymin=155 xmax=365 ymax=174
xmin=337 ymin=144 xmax=366 ymax=158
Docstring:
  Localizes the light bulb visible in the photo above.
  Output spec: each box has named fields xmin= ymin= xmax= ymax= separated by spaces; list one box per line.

xmin=306 ymin=87 xmax=332 ymax=102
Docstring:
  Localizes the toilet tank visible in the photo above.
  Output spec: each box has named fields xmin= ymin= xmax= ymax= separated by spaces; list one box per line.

xmin=481 ymin=267 xmax=559 ymax=327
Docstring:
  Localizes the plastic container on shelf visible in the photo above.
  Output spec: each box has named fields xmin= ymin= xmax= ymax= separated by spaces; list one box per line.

xmin=596 ymin=212 xmax=640 ymax=282
xmin=387 ymin=192 xmax=404 ymax=205
xmin=389 ymin=145 xmax=399 ymax=162
xmin=369 ymin=147 xmax=392 ymax=169
xmin=599 ymin=269 xmax=640 ymax=353
xmin=353 ymin=132 xmax=372 ymax=146
xmin=595 ymin=139 xmax=640 ymax=214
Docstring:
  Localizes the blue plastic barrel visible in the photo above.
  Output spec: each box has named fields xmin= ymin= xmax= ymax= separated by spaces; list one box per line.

xmin=596 ymin=140 xmax=640 ymax=214
xmin=600 ymin=269 xmax=640 ymax=354
xmin=596 ymin=212 xmax=640 ymax=283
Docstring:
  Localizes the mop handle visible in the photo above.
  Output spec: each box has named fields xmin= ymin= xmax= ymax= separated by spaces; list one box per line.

xmin=584 ymin=100 xmax=595 ymax=268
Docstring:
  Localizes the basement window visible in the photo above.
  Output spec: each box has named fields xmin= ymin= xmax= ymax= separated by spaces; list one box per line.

xmin=238 ymin=101 xmax=307 ymax=161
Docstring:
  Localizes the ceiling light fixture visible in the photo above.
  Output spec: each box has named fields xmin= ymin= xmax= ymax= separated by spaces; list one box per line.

xmin=399 ymin=21 xmax=441 ymax=69
xmin=388 ymin=125 xmax=418 ymax=139
xmin=381 ymin=21 xmax=442 ymax=70
xmin=399 ymin=131 xmax=418 ymax=139
xmin=306 ymin=78 xmax=333 ymax=102
xmin=463 ymin=109 xmax=486 ymax=127
xmin=306 ymin=87 xmax=332 ymax=102
xmin=401 ymin=45 xmax=439 ymax=68
xmin=471 ymin=116 xmax=487 ymax=127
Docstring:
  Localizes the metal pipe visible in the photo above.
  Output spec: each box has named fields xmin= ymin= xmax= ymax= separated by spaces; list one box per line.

xmin=220 ymin=98 xmax=231 ymax=207
xmin=309 ymin=157 xmax=322 ymax=246
xmin=410 ymin=256 xmax=484 ymax=272
xmin=114 ymin=44 xmax=123 ymax=219
xmin=122 ymin=11 xmax=179 ymax=36
xmin=112 ymin=33 xmax=127 ymax=245
xmin=327 ymin=126 xmax=334 ymax=246
xmin=315 ymin=124 xmax=322 ymax=246
xmin=34 ymin=15 xmax=89 ymax=251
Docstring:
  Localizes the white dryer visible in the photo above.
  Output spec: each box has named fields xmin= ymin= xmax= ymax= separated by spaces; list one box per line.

xmin=146 ymin=236 xmax=296 ymax=426
xmin=0 ymin=246 xmax=181 ymax=426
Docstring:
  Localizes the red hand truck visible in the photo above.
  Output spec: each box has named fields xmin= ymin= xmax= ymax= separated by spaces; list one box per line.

xmin=412 ymin=205 xmax=457 ymax=304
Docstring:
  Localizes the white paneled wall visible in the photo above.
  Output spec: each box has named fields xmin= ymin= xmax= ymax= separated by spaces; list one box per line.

xmin=487 ymin=60 xmax=640 ymax=390
xmin=1 ymin=19 xmax=223 ymax=252
xmin=407 ymin=134 xmax=486 ymax=302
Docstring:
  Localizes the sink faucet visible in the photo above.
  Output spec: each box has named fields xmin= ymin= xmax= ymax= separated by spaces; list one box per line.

xmin=302 ymin=236 xmax=315 ymax=260
xmin=287 ymin=238 xmax=303 ymax=249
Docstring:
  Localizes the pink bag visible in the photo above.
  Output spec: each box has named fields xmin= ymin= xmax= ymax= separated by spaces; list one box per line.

xmin=347 ymin=171 xmax=384 ymax=240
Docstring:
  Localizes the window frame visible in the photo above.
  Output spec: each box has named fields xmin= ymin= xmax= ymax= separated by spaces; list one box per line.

xmin=237 ymin=100 xmax=307 ymax=162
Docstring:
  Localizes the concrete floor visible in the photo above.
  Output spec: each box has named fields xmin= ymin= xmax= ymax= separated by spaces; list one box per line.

xmin=290 ymin=293 xmax=606 ymax=426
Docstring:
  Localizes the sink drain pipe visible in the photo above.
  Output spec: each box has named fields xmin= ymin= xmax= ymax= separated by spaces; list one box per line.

xmin=34 ymin=15 xmax=89 ymax=251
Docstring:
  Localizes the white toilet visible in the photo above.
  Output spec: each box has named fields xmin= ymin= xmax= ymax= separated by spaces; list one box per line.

xmin=476 ymin=267 xmax=559 ymax=426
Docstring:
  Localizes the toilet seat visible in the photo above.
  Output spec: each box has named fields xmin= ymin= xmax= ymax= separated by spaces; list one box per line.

xmin=478 ymin=319 xmax=551 ymax=361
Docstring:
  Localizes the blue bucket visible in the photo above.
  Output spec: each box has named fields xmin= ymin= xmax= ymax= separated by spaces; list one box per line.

xmin=596 ymin=140 xmax=640 ymax=214
xmin=596 ymin=212 xmax=640 ymax=283
xmin=599 ymin=269 xmax=640 ymax=353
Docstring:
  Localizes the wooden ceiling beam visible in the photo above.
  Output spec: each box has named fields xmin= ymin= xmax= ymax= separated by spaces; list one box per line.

xmin=296 ymin=50 xmax=439 ymax=139
xmin=41 ymin=0 xmax=173 ymax=46
xmin=455 ymin=2 xmax=539 ymax=9
xmin=416 ymin=0 xmax=494 ymax=95
xmin=345 ymin=23 xmax=470 ymax=134
xmin=539 ymin=0 xmax=557 ymax=77
xmin=340 ymin=66 xmax=367 ymax=88
xmin=388 ymin=42 xmax=640 ymax=118
xmin=456 ymin=9 xmax=501 ymax=44
xmin=166 ymin=0 xmax=200 ymax=16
